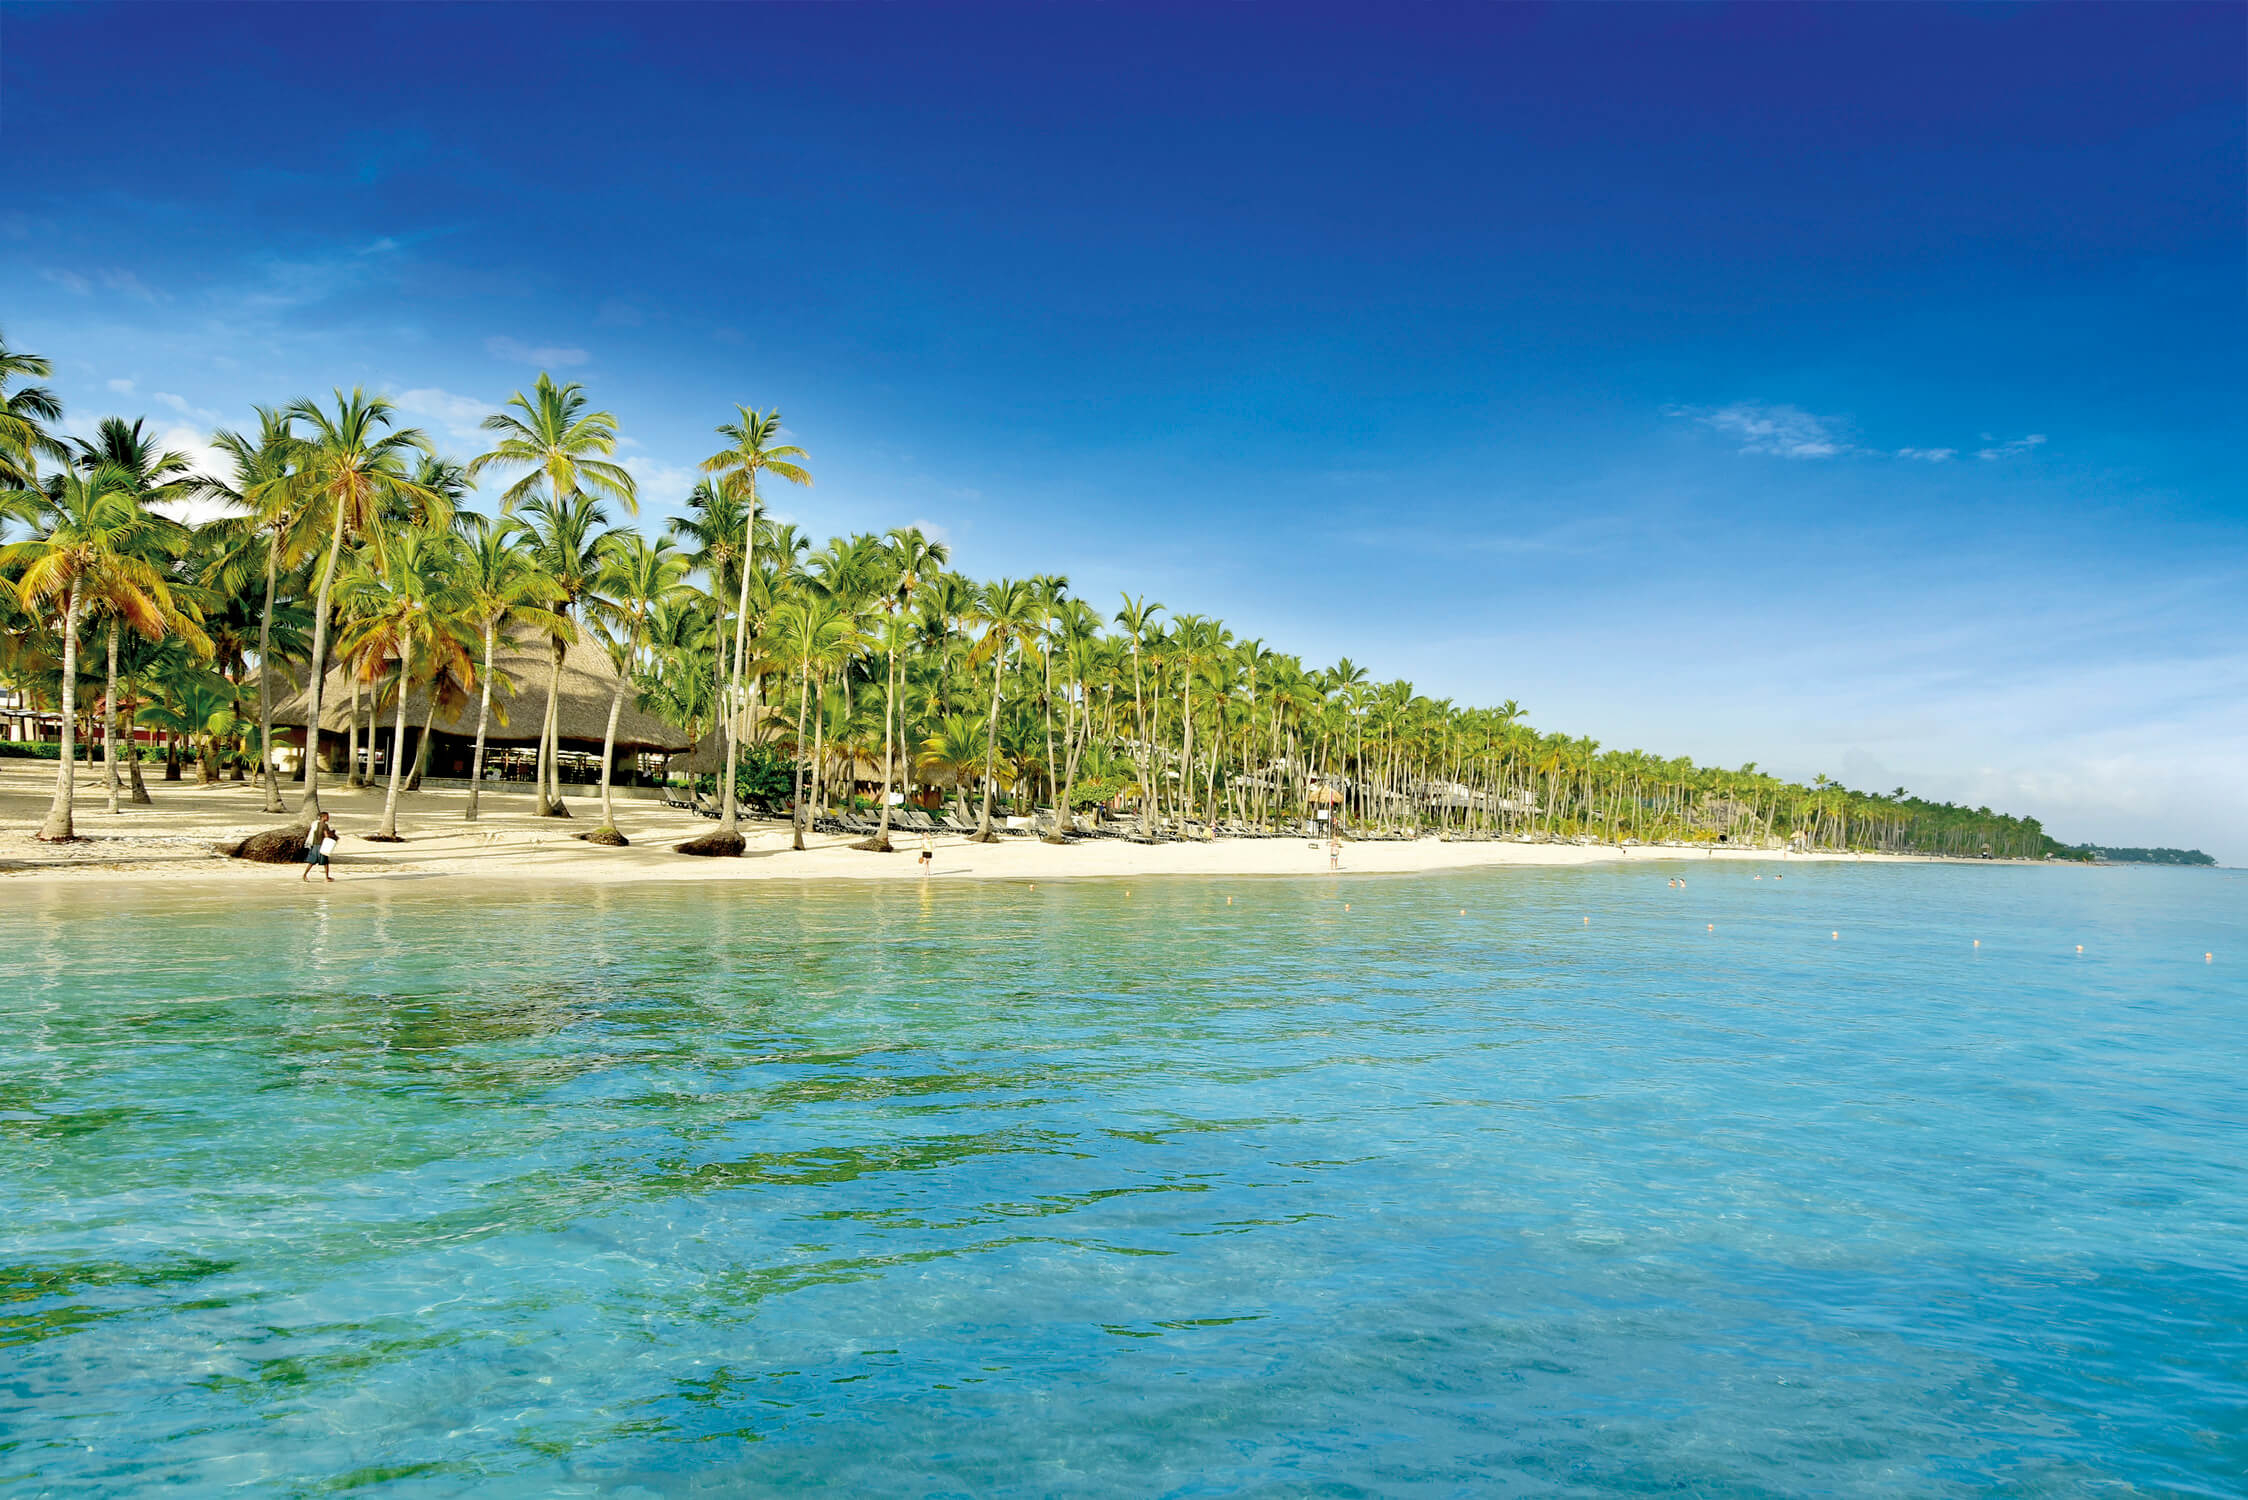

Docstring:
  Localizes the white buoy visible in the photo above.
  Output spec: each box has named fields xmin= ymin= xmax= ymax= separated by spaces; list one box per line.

xmin=1832 ymin=931 xmax=1839 ymax=940
xmin=1707 ymin=923 xmax=1714 ymax=932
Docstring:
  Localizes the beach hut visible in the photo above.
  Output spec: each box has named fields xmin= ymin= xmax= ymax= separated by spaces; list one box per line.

xmin=268 ymin=631 xmax=691 ymax=785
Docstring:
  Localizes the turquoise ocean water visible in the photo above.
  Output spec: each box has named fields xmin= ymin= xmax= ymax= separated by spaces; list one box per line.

xmin=2 ymin=863 xmax=2242 ymax=1496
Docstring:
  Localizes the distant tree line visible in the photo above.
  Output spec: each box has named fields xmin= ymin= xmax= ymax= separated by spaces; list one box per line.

xmin=0 ymin=328 xmax=2188 ymax=860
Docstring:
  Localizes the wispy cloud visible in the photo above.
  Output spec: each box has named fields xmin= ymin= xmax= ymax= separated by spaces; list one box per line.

xmin=1682 ymin=401 xmax=1851 ymax=459
xmin=595 ymin=299 xmax=643 ymax=328
xmin=1976 ymin=433 xmax=2047 ymax=460
xmin=155 ymin=391 xmax=220 ymax=424
xmin=359 ymin=236 xmax=400 ymax=255
xmin=43 ymin=269 xmax=91 ymax=295
xmin=486 ymin=335 xmax=589 ymax=368
xmin=620 ymin=453 xmax=699 ymax=504
xmin=106 ymin=377 xmax=135 ymax=395
xmin=1678 ymin=404 xmax=2048 ymax=466
xmin=394 ymin=387 xmax=494 ymax=444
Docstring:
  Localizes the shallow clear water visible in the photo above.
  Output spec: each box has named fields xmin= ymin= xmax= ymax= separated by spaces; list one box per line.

xmin=2 ymin=863 xmax=2243 ymax=1496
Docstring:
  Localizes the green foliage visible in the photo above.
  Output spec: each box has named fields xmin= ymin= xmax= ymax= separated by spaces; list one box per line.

xmin=2068 ymin=846 xmax=2218 ymax=866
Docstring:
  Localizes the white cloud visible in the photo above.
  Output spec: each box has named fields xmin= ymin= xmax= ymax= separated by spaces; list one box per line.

xmin=106 ymin=378 xmax=135 ymax=395
xmin=1976 ymin=433 xmax=2048 ymax=461
xmin=486 ymin=335 xmax=590 ymax=368
xmin=1680 ymin=404 xmax=2046 ymax=467
xmin=620 ymin=453 xmax=699 ymax=505
xmin=394 ymin=386 xmax=494 ymax=444
xmin=43 ymin=269 xmax=91 ymax=295
xmin=154 ymin=391 xmax=220 ymax=424
xmin=1686 ymin=402 xmax=1850 ymax=459
xmin=360 ymin=236 xmax=400 ymax=255
xmin=146 ymin=425 xmax=236 ymax=524
xmin=99 ymin=269 xmax=159 ymax=300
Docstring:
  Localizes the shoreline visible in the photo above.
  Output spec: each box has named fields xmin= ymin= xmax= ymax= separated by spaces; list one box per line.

xmin=0 ymin=763 xmax=2054 ymax=891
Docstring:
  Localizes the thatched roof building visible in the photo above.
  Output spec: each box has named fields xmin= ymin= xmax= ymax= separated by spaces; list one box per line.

xmin=270 ymin=631 xmax=691 ymax=774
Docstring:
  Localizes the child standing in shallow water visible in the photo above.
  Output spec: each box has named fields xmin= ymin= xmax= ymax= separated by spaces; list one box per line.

xmin=300 ymin=812 xmax=336 ymax=883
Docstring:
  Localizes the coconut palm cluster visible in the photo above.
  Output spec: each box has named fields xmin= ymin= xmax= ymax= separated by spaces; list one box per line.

xmin=1 ymin=331 xmax=2067 ymax=859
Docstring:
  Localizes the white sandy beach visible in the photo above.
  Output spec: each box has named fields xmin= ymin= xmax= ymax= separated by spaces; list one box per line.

xmin=0 ymin=760 xmax=1979 ymax=890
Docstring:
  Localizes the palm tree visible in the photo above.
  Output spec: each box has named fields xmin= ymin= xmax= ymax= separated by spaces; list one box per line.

xmin=699 ymin=406 xmax=810 ymax=834
xmin=966 ymin=577 xmax=1037 ymax=841
xmin=1114 ymin=593 xmax=1164 ymax=834
xmin=516 ymin=492 xmax=614 ymax=815
xmin=70 ymin=419 xmax=198 ymax=811
xmin=863 ymin=526 xmax=948 ymax=852
xmin=334 ymin=527 xmax=473 ymax=841
xmin=465 ymin=373 xmax=636 ymax=515
xmin=666 ymin=478 xmax=753 ymax=750
xmin=282 ymin=389 xmax=441 ymax=821
xmin=587 ymin=531 xmax=685 ymax=838
xmin=455 ymin=513 xmax=565 ymax=820
xmin=0 ymin=330 xmax=65 ymax=494
xmin=198 ymin=407 xmax=308 ymax=812
xmin=915 ymin=712 xmax=987 ymax=826
xmin=769 ymin=589 xmax=859 ymax=850
xmin=2 ymin=463 xmax=167 ymax=839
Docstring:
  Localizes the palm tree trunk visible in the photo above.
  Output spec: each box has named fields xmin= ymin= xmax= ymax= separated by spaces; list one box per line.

xmin=102 ymin=623 xmax=121 ymax=815
xmin=256 ymin=542 xmax=284 ymax=812
xmin=790 ymin=668 xmax=810 ymax=851
xmin=973 ymin=641 xmax=1004 ymax=841
xmin=406 ymin=688 xmax=437 ymax=792
xmin=127 ymin=717 xmax=151 ymax=804
xmin=537 ymin=633 xmax=567 ymax=816
xmin=869 ymin=640 xmax=899 ymax=851
xmin=467 ymin=618 xmax=495 ymax=821
xmin=720 ymin=500 xmax=756 ymax=835
xmin=808 ymin=674 xmax=828 ymax=835
xmin=377 ymin=642 xmax=412 ymax=839
xmin=1047 ymin=673 xmax=1084 ymax=844
xmin=37 ymin=584 xmax=85 ymax=840
xmin=345 ymin=672 xmax=363 ymax=787
xmin=597 ymin=678 xmax=625 ymax=831
xmin=298 ymin=509 xmax=349 ymax=820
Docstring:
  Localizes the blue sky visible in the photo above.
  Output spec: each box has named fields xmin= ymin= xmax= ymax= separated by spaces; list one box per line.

xmin=7 ymin=3 xmax=2244 ymax=859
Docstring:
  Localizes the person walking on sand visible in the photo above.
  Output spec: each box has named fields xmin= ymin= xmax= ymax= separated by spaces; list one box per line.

xmin=918 ymin=833 xmax=934 ymax=874
xmin=301 ymin=812 xmax=337 ymax=883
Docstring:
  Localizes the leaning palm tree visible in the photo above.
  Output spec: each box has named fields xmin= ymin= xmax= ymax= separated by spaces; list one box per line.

xmin=282 ymin=389 xmax=441 ymax=821
xmin=334 ymin=527 xmax=473 ymax=841
xmin=455 ymin=513 xmax=566 ymax=820
xmin=965 ymin=577 xmax=1038 ymax=841
xmin=699 ymin=406 xmax=810 ymax=835
xmin=2 ymin=463 xmax=166 ymax=839
xmin=586 ymin=530 xmax=686 ymax=839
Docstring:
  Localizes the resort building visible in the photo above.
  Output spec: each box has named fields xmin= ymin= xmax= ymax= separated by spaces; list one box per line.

xmin=267 ymin=632 xmax=692 ymax=786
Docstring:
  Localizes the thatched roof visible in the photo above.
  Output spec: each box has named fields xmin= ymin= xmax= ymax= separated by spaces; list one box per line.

xmin=270 ymin=630 xmax=692 ymax=753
